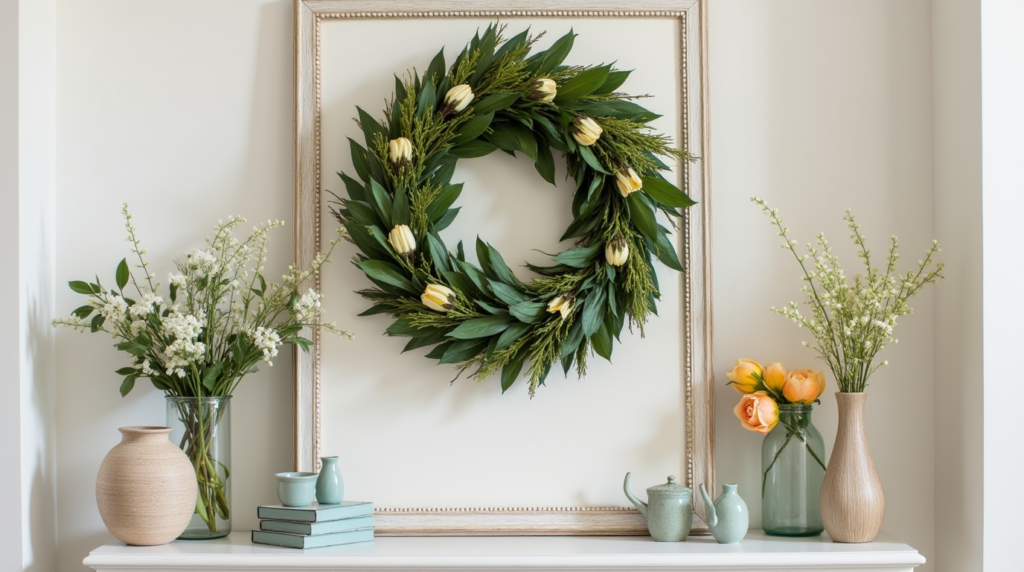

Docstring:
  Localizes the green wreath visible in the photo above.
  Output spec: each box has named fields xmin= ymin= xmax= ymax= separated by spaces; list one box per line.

xmin=332 ymin=24 xmax=695 ymax=396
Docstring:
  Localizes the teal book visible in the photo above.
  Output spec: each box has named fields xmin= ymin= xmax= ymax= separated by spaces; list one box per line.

xmin=259 ymin=515 xmax=373 ymax=535
xmin=251 ymin=527 xmax=374 ymax=549
xmin=256 ymin=501 xmax=373 ymax=523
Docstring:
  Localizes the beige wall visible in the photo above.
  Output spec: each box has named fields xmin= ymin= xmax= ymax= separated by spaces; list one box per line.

xmin=709 ymin=1 xmax=934 ymax=569
xmin=932 ymin=1 xmax=982 ymax=570
xmin=40 ymin=0 xmax=963 ymax=570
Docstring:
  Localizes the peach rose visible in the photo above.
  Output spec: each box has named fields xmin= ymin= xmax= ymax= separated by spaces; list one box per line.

xmin=726 ymin=358 xmax=763 ymax=394
xmin=763 ymin=362 xmax=787 ymax=393
xmin=781 ymin=369 xmax=827 ymax=404
xmin=734 ymin=391 xmax=779 ymax=434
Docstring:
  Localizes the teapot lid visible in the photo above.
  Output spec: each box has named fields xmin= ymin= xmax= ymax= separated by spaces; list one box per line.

xmin=647 ymin=475 xmax=691 ymax=496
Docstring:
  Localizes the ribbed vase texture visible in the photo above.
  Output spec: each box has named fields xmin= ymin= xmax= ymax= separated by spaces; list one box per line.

xmin=95 ymin=426 xmax=197 ymax=545
xmin=819 ymin=392 xmax=885 ymax=542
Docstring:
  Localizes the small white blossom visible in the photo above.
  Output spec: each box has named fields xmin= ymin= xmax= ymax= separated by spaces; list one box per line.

xmin=250 ymin=326 xmax=281 ymax=365
xmin=293 ymin=289 xmax=323 ymax=323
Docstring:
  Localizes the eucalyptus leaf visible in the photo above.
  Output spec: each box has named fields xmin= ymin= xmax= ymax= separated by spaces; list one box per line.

xmin=355 ymin=260 xmax=416 ymax=294
xmin=496 ymin=322 xmax=531 ymax=351
xmin=642 ymin=176 xmax=696 ymax=209
xmin=627 ymin=192 xmax=659 ymax=243
xmin=555 ymin=65 xmax=611 ymax=101
xmin=510 ymin=301 xmax=547 ymax=323
xmin=447 ymin=316 xmax=514 ymax=340
xmin=452 ymin=112 xmax=494 ymax=145
xmin=440 ymin=339 xmax=488 ymax=364
xmin=473 ymin=92 xmax=520 ymax=115
xmin=500 ymin=353 xmax=526 ymax=393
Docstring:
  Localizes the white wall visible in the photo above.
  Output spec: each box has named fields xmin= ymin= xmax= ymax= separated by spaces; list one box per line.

xmin=50 ymin=0 xmax=942 ymax=570
xmin=2 ymin=0 xmax=59 ymax=570
xmin=54 ymin=1 xmax=295 ymax=570
xmin=980 ymin=1 xmax=1024 ymax=570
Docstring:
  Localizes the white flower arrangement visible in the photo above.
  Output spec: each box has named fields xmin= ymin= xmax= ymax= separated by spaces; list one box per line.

xmin=753 ymin=197 xmax=943 ymax=393
xmin=54 ymin=203 xmax=352 ymax=398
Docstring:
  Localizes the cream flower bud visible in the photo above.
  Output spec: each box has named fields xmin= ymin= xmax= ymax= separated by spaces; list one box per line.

xmin=546 ymin=295 xmax=574 ymax=320
xmin=421 ymin=284 xmax=456 ymax=313
xmin=572 ymin=115 xmax=602 ymax=146
xmin=442 ymin=84 xmax=475 ymax=116
xmin=615 ymin=166 xmax=642 ymax=197
xmin=605 ymin=237 xmax=629 ymax=267
xmin=388 ymin=137 xmax=412 ymax=168
xmin=527 ymin=77 xmax=557 ymax=102
xmin=388 ymin=224 xmax=416 ymax=261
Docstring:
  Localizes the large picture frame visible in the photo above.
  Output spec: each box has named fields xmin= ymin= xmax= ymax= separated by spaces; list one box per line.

xmin=293 ymin=0 xmax=713 ymax=535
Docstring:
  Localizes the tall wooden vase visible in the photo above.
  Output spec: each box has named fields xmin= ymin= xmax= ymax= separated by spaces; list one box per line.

xmin=819 ymin=392 xmax=885 ymax=542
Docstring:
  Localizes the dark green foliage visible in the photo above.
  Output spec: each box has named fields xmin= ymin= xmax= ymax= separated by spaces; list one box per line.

xmin=332 ymin=24 xmax=695 ymax=396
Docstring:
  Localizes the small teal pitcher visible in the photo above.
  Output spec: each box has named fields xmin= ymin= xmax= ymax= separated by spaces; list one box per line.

xmin=624 ymin=473 xmax=692 ymax=542
xmin=699 ymin=483 xmax=749 ymax=544
xmin=315 ymin=456 xmax=344 ymax=505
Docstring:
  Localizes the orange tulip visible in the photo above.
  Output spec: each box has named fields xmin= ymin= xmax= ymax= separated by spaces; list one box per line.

xmin=782 ymin=369 xmax=827 ymax=404
xmin=734 ymin=391 xmax=779 ymax=434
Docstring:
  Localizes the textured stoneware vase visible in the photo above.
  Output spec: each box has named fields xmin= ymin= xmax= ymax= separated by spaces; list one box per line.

xmin=96 ymin=426 xmax=198 ymax=545
xmin=819 ymin=393 xmax=885 ymax=542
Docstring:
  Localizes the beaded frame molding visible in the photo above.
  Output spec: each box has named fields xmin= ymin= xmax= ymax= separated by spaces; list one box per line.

xmin=292 ymin=0 xmax=713 ymax=536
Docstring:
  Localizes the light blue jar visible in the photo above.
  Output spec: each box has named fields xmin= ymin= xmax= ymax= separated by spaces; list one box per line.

xmin=700 ymin=483 xmax=749 ymax=544
xmin=315 ymin=456 xmax=344 ymax=505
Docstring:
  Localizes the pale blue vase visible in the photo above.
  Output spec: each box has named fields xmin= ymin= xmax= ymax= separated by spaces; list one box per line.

xmin=699 ymin=483 xmax=749 ymax=544
xmin=315 ymin=456 xmax=344 ymax=505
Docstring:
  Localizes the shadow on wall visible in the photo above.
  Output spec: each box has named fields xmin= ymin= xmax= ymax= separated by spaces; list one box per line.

xmin=26 ymin=229 xmax=57 ymax=571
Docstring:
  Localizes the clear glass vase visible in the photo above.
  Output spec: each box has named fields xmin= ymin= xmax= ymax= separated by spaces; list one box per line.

xmin=166 ymin=396 xmax=231 ymax=539
xmin=762 ymin=403 xmax=825 ymax=536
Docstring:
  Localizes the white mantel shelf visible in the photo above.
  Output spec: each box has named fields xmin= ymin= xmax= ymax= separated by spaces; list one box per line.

xmin=84 ymin=531 xmax=925 ymax=571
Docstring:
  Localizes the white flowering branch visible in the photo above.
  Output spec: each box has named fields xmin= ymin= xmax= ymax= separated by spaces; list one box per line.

xmin=53 ymin=205 xmax=353 ymax=399
xmin=752 ymin=197 xmax=943 ymax=392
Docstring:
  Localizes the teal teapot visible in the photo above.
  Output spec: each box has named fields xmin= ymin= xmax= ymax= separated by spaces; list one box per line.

xmin=623 ymin=473 xmax=692 ymax=542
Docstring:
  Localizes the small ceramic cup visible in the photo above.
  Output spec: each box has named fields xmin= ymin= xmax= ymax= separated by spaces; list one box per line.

xmin=275 ymin=472 xmax=320 ymax=507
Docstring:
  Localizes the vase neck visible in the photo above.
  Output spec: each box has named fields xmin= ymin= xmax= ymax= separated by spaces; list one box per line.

xmin=118 ymin=425 xmax=172 ymax=444
xmin=834 ymin=391 xmax=868 ymax=434
xmin=778 ymin=404 xmax=814 ymax=429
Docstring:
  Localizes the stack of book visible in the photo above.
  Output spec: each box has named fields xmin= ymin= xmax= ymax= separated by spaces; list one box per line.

xmin=251 ymin=500 xmax=374 ymax=549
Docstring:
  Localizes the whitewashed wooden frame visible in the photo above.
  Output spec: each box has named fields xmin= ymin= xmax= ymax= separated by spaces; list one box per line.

xmin=293 ymin=0 xmax=713 ymax=535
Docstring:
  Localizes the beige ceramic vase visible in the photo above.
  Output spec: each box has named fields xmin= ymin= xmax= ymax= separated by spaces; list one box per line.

xmin=96 ymin=426 xmax=197 ymax=545
xmin=819 ymin=393 xmax=885 ymax=542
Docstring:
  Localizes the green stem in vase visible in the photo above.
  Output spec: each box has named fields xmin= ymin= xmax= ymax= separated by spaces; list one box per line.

xmin=762 ymin=420 xmax=826 ymax=497
xmin=175 ymin=400 xmax=229 ymax=533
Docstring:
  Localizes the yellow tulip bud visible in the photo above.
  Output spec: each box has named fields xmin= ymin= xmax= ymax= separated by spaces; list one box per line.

xmin=388 ymin=224 xmax=416 ymax=261
xmin=546 ymin=295 xmax=574 ymax=320
xmin=605 ymin=237 xmax=629 ymax=267
xmin=572 ymin=116 xmax=602 ymax=146
xmin=762 ymin=362 xmax=787 ymax=393
xmin=527 ymin=77 xmax=557 ymax=102
xmin=726 ymin=358 xmax=763 ymax=394
xmin=615 ymin=167 xmax=642 ymax=197
xmin=421 ymin=284 xmax=456 ymax=313
xmin=388 ymin=137 xmax=412 ymax=168
xmin=442 ymin=84 xmax=474 ymax=116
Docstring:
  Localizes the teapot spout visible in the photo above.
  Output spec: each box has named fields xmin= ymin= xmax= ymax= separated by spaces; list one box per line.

xmin=623 ymin=472 xmax=648 ymax=517
xmin=699 ymin=483 xmax=718 ymax=528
